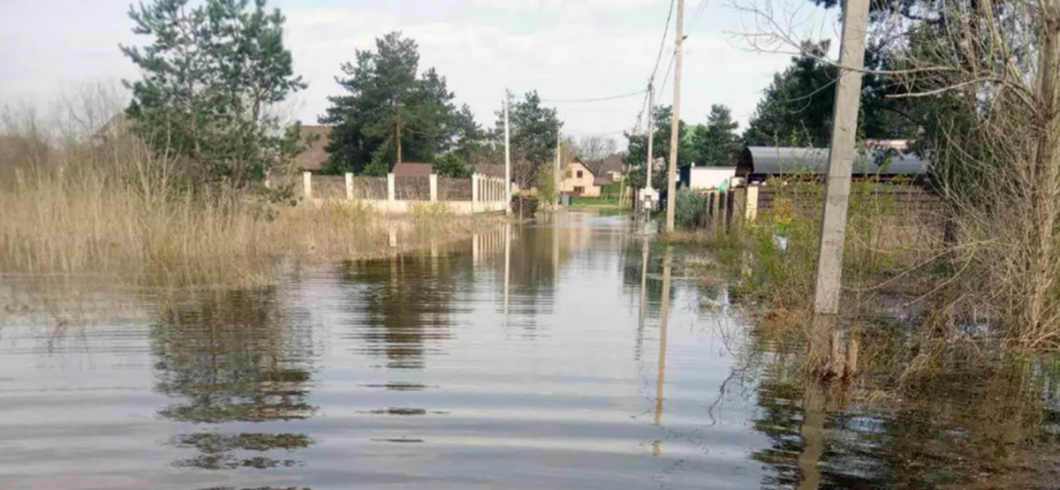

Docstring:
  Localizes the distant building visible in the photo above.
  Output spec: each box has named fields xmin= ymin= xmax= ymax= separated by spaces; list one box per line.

xmin=594 ymin=153 xmax=626 ymax=186
xmin=392 ymin=161 xmax=433 ymax=177
xmin=293 ymin=125 xmax=332 ymax=174
xmin=474 ymin=163 xmax=506 ymax=179
xmin=559 ymin=161 xmax=600 ymax=197
xmin=680 ymin=165 xmax=736 ymax=190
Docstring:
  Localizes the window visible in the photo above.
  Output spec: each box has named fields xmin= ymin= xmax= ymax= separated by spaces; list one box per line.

xmin=574 ymin=186 xmax=585 ymax=195
xmin=576 ymin=170 xmax=584 ymax=178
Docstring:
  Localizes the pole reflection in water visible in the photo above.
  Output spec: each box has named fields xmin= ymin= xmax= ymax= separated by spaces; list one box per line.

xmin=504 ymin=222 xmax=511 ymax=319
xmin=636 ymin=237 xmax=649 ymax=361
xmin=796 ymin=382 xmax=826 ymax=490
xmin=652 ymin=248 xmax=673 ymax=457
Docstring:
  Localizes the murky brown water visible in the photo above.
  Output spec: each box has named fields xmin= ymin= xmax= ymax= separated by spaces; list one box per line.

xmin=2 ymin=213 xmax=1059 ymax=490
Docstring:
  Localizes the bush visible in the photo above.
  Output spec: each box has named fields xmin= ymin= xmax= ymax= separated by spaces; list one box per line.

xmin=674 ymin=188 xmax=707 ymax=230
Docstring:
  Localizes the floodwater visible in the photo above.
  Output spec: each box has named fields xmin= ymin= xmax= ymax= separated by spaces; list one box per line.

xmin=2 ymin=213 xmax=1059 ymax=490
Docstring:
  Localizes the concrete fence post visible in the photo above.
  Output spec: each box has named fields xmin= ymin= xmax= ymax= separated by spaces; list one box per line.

xmin=387 ymin=173 xmax=396 ymax=202
xmin=429 ymin=174 xmax=438 ymax=202
xmin=471 ymin=173 xmax=480 ymax=203
xmin=303 ymin=171 xmax=312 ymax=199
xmin=746 ymin=184 xmax=760 ymax=221
xmin=345 ymin=173 xmax=354 ymax=200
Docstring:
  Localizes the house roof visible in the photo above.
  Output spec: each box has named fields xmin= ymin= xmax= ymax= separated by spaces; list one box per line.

xmin=294 ymin=125 xmax=332 ymax=172
xmin=566 ymin=161 xmax=595 ymax=176
xmin=393 ymin=161 xmax=433 ymax=177
xmin=737 ymin=146 xmax=928 ymax=177
xmin=475 ymin=163 xmax=506 ymax=179
xmin=93 ymin=113 xmax=131 ymax=142
xmin=600 ymin=154 xmax=625 ymax=174
xmin=594 ymin=175 xmax=614 ymax=187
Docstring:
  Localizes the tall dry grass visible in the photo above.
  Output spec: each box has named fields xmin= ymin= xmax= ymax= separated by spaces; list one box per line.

xmin=0 ymin=86 xmax=497 ymax=287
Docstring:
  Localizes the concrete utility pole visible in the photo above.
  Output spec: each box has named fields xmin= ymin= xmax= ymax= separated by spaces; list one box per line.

xmin=664 ymin=0 xmax=685 ymax=233
xmin=813 ymin=0 xmax=872 ymax=315
xmin=504 ymin=90 xmax=513 ymax=216
xmin=645 ymin=82 xmax=655 ymax=193
xmin=555 ymin=132 xmax=562 ymax=205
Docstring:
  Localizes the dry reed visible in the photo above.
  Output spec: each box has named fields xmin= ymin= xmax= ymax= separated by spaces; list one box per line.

xmin=0 ymin=90 xmax=499 ymax=287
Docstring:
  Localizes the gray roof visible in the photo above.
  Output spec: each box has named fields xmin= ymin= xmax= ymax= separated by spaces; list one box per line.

xmin=738 ymin=146 xmax=928 ymax=176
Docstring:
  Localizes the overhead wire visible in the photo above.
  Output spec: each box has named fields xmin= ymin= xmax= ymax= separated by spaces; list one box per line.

xmin=649 ymin=0 xmax=678 ymax=86
xmin=656 ymin=49 xmax=678 ymax=101
xmin=541 ymin=89 xmax=647 ymax=104
xmin=634 ymin=0 xmax=678 ymax=136
xmin=689 ymin=0 xmax=711 ymax=30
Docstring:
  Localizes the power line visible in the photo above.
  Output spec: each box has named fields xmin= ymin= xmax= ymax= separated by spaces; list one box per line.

xmin=649 ymin=0 xmax=678 ymax=85
xmin=689 ymin=0 xmax=711 ymax=29
xmin=542 ymin=89 xmax=647 ymax=104
xmin=656 ymin=49 xmax=677 ymax=100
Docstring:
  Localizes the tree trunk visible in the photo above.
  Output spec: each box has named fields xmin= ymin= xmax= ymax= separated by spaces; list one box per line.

xmin=1022 ymin=6 xmax=1060 ymax=339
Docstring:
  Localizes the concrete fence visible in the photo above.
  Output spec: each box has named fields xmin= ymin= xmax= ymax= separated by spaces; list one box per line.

xmin=300 ymin=171 xmax=509 ymax=215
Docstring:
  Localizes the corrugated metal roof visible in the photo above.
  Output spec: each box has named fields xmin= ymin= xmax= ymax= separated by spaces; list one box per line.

xmin=739 ymin=146 xmax=928 ymax=176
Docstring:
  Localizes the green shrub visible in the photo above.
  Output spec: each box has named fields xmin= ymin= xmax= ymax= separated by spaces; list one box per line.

xmin=433 ymin=153 xmax=472 ymax=178
xmin=674 ymin=188 xmax=707 ymax=230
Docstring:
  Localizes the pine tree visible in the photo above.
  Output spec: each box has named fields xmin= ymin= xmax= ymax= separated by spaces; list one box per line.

xmin=121 ymin=0 xmax=306 ymax=189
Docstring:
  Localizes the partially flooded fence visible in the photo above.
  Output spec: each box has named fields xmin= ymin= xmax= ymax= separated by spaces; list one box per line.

xmin=294 ymin=171 xmax=508 ymax=215
xmin=712 ymin=182 xmax=947 ymax=265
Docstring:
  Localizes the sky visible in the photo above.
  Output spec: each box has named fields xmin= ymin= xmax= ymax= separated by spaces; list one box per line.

xmin=0 ymin=0 xmax=839 ymax=142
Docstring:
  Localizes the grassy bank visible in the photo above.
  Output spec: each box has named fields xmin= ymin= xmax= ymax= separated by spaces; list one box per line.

xmin=569 ymin=196 xmax=629 ymax=215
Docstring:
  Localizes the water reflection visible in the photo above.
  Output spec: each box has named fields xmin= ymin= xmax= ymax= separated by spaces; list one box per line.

xmin=150 ymin=288 xmax=316 ymax=473
xmin=340 ymin=252 xmax=465 ymax=370
xmin=747 ymin=332 xmax=1060 ymax=489
xmin=8 ymin=213 xmax=1060 ymax=490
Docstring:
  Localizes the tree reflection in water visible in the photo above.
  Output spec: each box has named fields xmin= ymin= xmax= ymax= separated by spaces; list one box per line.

xmin=341 ymin=253 xmax=464 ymax=370
xmin=150 ymin=287 xmax=316 ymax=475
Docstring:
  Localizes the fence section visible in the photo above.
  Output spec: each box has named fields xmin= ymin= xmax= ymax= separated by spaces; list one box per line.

xmin=296 ymin=171 xmax=507 ymax=214
xmin=439 ymin=177 xmax=472 ymax=201
xmin=352 ymin=177 xmax=388 ymax=200
xmin=312 ymin=175 xmax=346 ymax=199
xmin=394 ymin=176 xmax=430 ymax=201
xmin=746 ymin=182 xmax=947 ymax=264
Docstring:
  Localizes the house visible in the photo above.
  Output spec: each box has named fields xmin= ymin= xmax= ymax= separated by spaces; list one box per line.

xmin=92 ymin=113 xmax=132 ymax=144
xmin=294 ymin=125 xmax=332 ymax=174
xmin=596 ymin=154 xmax=626 ymax=185
xmin=559 ymin=161 xmax=600 ymax=197
xmin=474 ymin=163 xmax=506 ymax=179
xmin=392 ymin=161 xmax=434 ymax=177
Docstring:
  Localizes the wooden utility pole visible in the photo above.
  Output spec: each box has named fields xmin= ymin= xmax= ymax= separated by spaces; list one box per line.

xmin=504 ymin=90 xmax=512 ymax=216
xmin=813 ymin=0 xmax=871 ymax=315
xmin=664 ymin=0 xmax=685 ymax=233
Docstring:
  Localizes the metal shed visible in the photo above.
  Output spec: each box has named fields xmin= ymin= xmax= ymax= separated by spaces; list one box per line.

xmin=736 ymin=146 xmax=928 ymax=181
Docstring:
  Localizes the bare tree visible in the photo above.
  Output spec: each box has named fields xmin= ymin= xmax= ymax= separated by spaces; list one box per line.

xmin=571 ymin=135 xmax=618 ymax=175
xmin=735 ymin=0 xmax=1060 ymax=347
